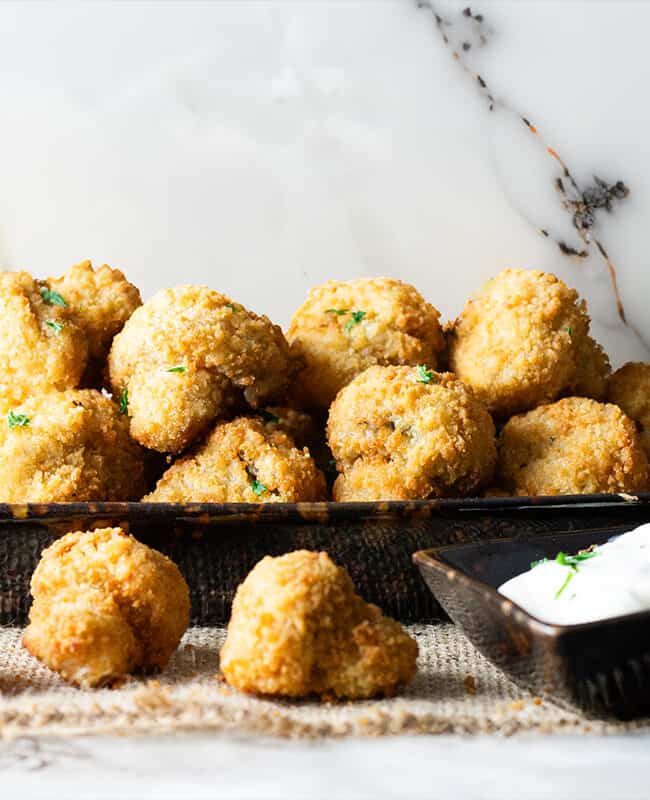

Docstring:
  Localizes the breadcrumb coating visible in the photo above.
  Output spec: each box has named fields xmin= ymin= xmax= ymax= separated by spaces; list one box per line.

xmin=23 ymin=528 xmax=190 ymax=687
xmin=287 ymin=278 xmax=444 ymax=410
xmin=566 ymin=334 xmax=611 ymax=400
xmin=0 ymin=271 xmax=87 ymax=411
xmin=49 ymin=260 xmax=142 ymax=366
xmin=327 ymin=365 xmax=496 ymax=500
xmin=144 ymin=416 xmax=326 ymax=502
xmin=220 ymin=550 xmax=418 ymax=699
xmin=0 ymin=389 xmax=148 ymax=502
xmin=496 ymin=396 xmax=648 ymax=495
xmin=108 ymin=286 xmax=294 ymax=453
xmin=606 ymin=362 xmax=650 ymax=458
xmin=448 ymin=269 xmax=592 ymax=417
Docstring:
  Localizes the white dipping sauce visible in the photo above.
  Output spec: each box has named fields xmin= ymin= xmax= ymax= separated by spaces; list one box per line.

xmin=498 ymin=523 xmax=650 ymax=625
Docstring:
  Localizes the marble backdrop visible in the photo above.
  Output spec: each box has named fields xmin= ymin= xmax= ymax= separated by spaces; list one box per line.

xmin=0 ymin=0 xmax=647 ymax=366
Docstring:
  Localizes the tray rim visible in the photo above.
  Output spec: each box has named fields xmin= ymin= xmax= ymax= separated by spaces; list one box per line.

xmin=0 ymin=492 xmax=650 ymax=524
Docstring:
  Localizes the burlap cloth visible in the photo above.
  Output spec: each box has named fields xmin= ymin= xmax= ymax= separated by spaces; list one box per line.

xmin=0 ymin=624 xmax=648 ymax=739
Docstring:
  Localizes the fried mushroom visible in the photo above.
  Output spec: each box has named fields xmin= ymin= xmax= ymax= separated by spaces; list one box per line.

xmin=0 ymin=389 xmax=149 ymax=501
xmin=496 ymin=396 xmax=648 ymax=496
xmin=448 ymin=269 xmax=594 ymax=417
xmin=0 ymin=271 xmax=87 ymax=411
xmin=287 ymin=278 xmax=444 ymax=410
xmin=48 ymin=260 xmax=142 ymax=382
xmin=606 ymin=361 xmax=650 ymax=458
xmin=220 ymin=550 xmax=418 ymax=699
xmin=23 ymin=528 xmax=190 ymax=687
xmin=108 ymin=286 xmax=295 ymax=453
xmin=144 ymin=416 xmax=326 ymax=503
xmin=327 ymin=365 xmax=496 ymax=500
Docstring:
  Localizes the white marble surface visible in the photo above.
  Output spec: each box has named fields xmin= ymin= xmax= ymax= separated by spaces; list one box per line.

xmin=0 ymin=0 xmax=648 ymax=365
xmin=1 ymin=1 xmax=650 ymax=794
xmin=1 ymin=733 xmax=650 ymax=799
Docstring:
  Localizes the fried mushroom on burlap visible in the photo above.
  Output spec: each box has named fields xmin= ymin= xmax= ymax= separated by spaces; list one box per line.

xmin=23 ymin=527 xmax=190 ymax=687
xmin=220 ymin=550 xmax=418 ymax=699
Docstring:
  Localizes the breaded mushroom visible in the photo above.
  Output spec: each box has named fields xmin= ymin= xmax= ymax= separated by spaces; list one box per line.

xmin=496 ymin=397 xmax=648 ymax=496
xmin=48 ymin=260 xmax=142 ymax=381
xmin=23 ymin=528 xmax=190 ymax=687
xmin=220 ymin=550 xmax=418 ymax=699
xmin=448 ymin=269 xmax=594 ymax=417
xmin=108 ymin=286 xmax=295 ymax=453
xmin=606 ymin=362 xmax=650 ymax=458
xmin=0 ymin=389 xmax=149 ymax=502
xmin=0 ymin=271 xmax=87 ymax=411
xmin=327 ymin=365 xmax=496 ymax=500
xmin=144 ymin=416 xmax=326 ymax=503
xmin=566 ymin=334 xmax=611 ymax=401
xmin=287 ymin=278 xmax=445 ymax=410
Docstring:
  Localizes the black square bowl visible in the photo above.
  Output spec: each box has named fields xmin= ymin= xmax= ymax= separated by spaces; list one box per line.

xmin=413 ymin=527 xmax=650 ymax=719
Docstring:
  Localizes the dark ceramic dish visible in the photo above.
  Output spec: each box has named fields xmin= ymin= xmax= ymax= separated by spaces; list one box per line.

xmin=3 ymin=496 xmax=650 ymax=634
xmin=413 ymin=526 xmax=650 ymax=719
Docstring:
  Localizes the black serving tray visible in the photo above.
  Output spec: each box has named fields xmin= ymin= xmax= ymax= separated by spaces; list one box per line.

xmin=414 ymin=525 xmax=650 ymax=719
xmin=2 ymin=495 xmax=650 ymax=627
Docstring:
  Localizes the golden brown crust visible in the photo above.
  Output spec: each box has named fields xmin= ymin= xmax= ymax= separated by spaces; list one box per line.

xmin=220 ymin=550 xmax=418 ymax=699
xmin=287 ymin=278 xmax=444 ymax=410
xmin=144 ymin=416 xmax=326 ymax=503
xmin=108 ymin=286 xmax=294 ymax=453
xmin=0 ymin=389 xmax=148 ymax=501
xmin=49 ymin=260 xmax=142 ymax=366
xmin=496 ymin=396 xmax=648 ymax=495
xmin=24 ymin=527 xmax=190 ymax=687
xmin=565 ymin=334 xmax=611 ymax=400
xmin=606 ymin=361 xmax=650 ymax=458
xmin=0 ymin=271 xmax=88 ymax=411
xmin=448 ymin=269 xmax=592 ymax=417
xmin=327 ymin=365 xmax=496 ymax=500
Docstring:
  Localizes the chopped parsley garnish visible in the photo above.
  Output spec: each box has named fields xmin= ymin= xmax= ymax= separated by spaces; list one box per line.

xmin=345 ymin=310 xmax=366 ymax=332
xmin=167 ymin=365 xmax=186 ymax=373
xmin=7 ymin=411 xmax=30 ymax=429
xmin=261 ymin=410 xmax=280 ymax=424
xmin=118 ymin=388 xmax=129 ymax=416
xmin=45 ymin=320 xmax=64 ymax=334
xmin=39 ymin=286 xmax=67 ymax=307
xmin=564 ymin=326 xmax=573 ymax=336
xmin=416 ymin=364 xmax=434 ymax=384
xmin=225 ymin=303 xmax=240 ymax=312
xmin=325 ymin=308 xmax=350 ymax=316
xmin=250 ymin=478 xmax=267 ymax=496
xmin=554 ymin=549 xmax=599 ymax=599
xmin=554 ymin=570 xmax=575 ymax=599
xmin=530 ymin=557 xmax=549 ymax=569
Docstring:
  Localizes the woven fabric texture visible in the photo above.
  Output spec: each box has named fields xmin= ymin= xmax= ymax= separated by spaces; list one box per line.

xmin=0 ymin=624 xmax=647 ymax=739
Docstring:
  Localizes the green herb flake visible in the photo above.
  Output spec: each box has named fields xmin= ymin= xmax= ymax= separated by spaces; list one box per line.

xmin=7 ymin=411 xmax=30 ymax=429
xmin=530 ymin=557 xmax=549 ymax=569
xmin=416 ymin=364 xmax=434 ymax=384
xmin=261 ymin=410 xmax=280 ymax=424
xmin=325 ymin=308 xmax=350 ymax=316
xmin=344 ymin=310 xmax=366 ymax=332
xmin=39 ymin=286 xmax=67 ymax=307
xmin=250 ymin=478 xmax=267 ymax=496
xmin=553 ymin=548 xmax=599 ymax=600
xmin=118 ymin=388 xmax=129 ymax=416
xmin=166 ymin=365 xmax=186 ymax=374
xmin=45 ymin=320 xmax=64 ymax=334
xmin=554 ymin=569 xmax=575 ymax=599
xmin=225 ymin=303 xmax=240 ymax=312
xmin=564 ymin=326 xmax=573 ymax=336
